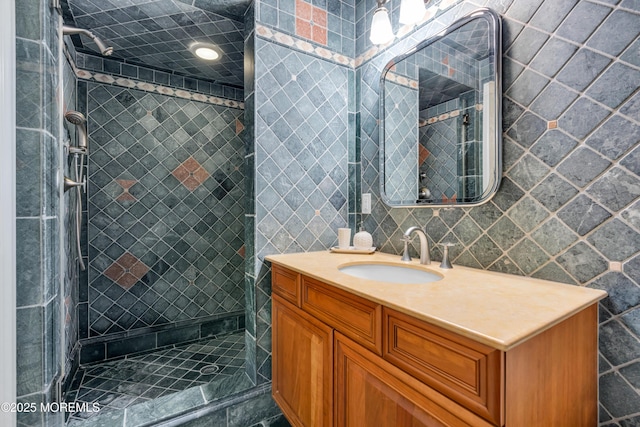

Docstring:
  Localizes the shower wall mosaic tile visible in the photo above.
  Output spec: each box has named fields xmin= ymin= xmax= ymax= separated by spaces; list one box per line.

xmin=84 ymin=83 xmax=245 ymax=339
xmin=354 ymin=0 xmax=640 ymax=424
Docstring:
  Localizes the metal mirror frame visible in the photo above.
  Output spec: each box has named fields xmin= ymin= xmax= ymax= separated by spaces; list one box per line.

xmin=379 ymin=8 xmax=502 ymax=208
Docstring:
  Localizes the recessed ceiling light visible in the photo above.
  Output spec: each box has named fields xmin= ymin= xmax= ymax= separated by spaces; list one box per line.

xmin=189 ymin=42 xmax=221 ymax=61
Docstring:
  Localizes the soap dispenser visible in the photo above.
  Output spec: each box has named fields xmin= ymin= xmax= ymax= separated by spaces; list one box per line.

xmin=353 ymin=224 xmax=373 ymax=250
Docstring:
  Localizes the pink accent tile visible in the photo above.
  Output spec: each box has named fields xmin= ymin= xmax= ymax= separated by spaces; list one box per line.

xmin=172 ymin=165 xmax=190 ymax=182
xmin=419 ymin=145 xmax=430 ymax=165
xmin=104 ymin=253 xmax=150 ymax=290
xmin=238 ymin=245 xmax=246 ymax=258
xmin=192 ymin=167 xmax=210 ymax=184
xmin=182 ymin=176 xmax=201 ymax=192
xmin=442 ymin=56 xmax=449 ymax=65
xmin=117 ymin=179 xmax=136 ymax=190
xmin=116 ymin=179 xmax=138 ymax=202
xmin=312 ymin=6 xmax=327 ymax=27
xmin=117 ymin=192 xmax=136 ymax=202
xmin=296 ymin=0 xmax=312 ymax=20
xmin=311 ymin=25 xmax=327 ymax=45
xmin=236 ymin=119 xmax=244 ymax=135
xmin=172 ymin=156 xmax=210 ymax=191
xmin=449 ymin=68 xmax=456 ymax=77
xmin=182 ymin=157 xmax=200 ymax=171
xmin=296 ymin=18 xmax=312 ymax=39
xmin=104 ymin=263 xmax=125 ymax=282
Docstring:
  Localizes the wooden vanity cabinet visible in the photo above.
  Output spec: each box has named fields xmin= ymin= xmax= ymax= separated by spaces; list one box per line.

xmin=271 ymin=265 xmax=599 ymax=427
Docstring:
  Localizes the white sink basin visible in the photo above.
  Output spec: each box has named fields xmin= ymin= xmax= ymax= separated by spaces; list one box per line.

xmin=338 ymin=263 xmax=443 ymax=284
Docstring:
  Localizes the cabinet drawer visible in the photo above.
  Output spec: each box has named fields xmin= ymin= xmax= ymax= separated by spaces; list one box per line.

xmin=272 ymin=265 xmax=301 ymax=305
xmin=383 ymin=308 xmax=503 ymax=425
xmin=302 ymin=276 xmax=382 ymax=354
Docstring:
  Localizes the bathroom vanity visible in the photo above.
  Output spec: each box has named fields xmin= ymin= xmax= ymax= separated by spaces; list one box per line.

xmin=266 ymin=251 xmax=607 ymax=427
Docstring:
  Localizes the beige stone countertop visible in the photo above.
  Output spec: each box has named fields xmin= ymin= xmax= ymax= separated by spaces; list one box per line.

xmin=265 ymin=250 xmax=607 ymax=351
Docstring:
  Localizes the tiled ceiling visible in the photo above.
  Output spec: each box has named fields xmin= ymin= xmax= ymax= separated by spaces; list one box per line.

xmin=61 ymin=0 xmax=251 ymax=87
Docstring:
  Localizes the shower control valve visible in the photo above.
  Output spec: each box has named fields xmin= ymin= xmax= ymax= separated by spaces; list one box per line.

xmin=63 ymin=176 xmax=86 ymax=193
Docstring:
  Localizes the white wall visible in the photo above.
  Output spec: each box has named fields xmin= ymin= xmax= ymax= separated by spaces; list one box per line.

xmin=0 ymin=0 xmax=17 ymax=425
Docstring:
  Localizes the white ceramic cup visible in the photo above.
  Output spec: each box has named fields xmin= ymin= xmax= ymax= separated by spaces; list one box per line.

xmin=338 ymin=228 xmax=351 ymax=249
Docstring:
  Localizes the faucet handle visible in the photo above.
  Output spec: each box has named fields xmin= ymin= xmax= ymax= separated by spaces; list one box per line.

xmin=439 ymin=242 xmax=455 ymax=269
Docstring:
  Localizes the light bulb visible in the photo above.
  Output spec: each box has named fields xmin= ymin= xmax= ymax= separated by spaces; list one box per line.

xmin=370 ymin=7 xmax=395 ymax=45
xmin=399 ymin=0 xmax=426 ymax=26
xmin=189 ymin=42 xmax=222 ymax=61
xmin=195 ymin=47 xmax=219 ymax=60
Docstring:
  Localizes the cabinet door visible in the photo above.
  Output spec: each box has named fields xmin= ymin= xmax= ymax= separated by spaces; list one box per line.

xmin=273 ymin=294 xmax=333 ymax=427
xmin=335 ymin=333 xmax=494 ymax=427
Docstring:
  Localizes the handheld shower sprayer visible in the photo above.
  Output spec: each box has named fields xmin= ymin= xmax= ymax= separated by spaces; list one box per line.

xmin=63 ymin=110 xmax=89 ymax=271
xmin=64 ymin=110 xmax=88 ymax=152
xmin=62 ymin=25 xmax=114 ymax=56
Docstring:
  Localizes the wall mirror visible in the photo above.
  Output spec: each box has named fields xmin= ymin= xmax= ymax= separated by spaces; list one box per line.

xmin=380 ymin=8 xmax=502 ymax=207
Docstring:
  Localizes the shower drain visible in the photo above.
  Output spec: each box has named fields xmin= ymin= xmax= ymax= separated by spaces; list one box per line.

xmin=200 ymin=364 xmax=220 ymax=375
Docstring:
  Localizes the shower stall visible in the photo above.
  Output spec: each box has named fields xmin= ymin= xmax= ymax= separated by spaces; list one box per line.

xmin=57 ymin=5 xmax=255 ymax=424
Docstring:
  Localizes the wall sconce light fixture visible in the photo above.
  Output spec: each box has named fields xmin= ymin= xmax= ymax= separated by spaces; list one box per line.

xmin=369 ymin=0 xmax=427 ymax=45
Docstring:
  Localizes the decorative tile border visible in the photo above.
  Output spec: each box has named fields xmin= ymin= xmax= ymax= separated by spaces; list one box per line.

xmin=65 ymin=49 xmax=244 ymax=110
xmin=256 ymin=24 xmax=354 ymax=67
xmin=75 ymin=69 xmax=245 ymax=110
xmin=384 ymin=71 xmax=419 ymax=89
xmin=423 ymin=104 xmax=482 ymax=125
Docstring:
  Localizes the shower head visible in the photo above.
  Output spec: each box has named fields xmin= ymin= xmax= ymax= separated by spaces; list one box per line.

xmin=64 ymin=110 xmax=85 ymax=126
xmin=65 ymin=110 xmax=88 ymax=150
xmin=62 ymin=25 xmax=114 ymax=56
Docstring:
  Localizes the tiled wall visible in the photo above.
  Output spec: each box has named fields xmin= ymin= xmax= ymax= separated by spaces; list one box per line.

xmin=252 ymin=37 xmax=351 ymax=383
xmin=81 ymin=83 xmax=246 ymax=344
xmin=15 ymin=1 xmax=64 ymax=426
xmin=257 ymin=0 xmax=356 ymax=58
xmin=251 ymin=0 xmax=355 ymax=387
xmin=356 ymin=0 xmax=640 ymax=424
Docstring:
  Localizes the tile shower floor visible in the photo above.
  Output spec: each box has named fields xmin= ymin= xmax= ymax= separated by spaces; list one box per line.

xmin=64 ymin=331 xmax=245 ymax=422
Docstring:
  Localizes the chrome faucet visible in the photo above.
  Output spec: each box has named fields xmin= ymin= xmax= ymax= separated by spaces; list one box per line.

xmin=400 ymin=226 xmax=431 ymax=265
